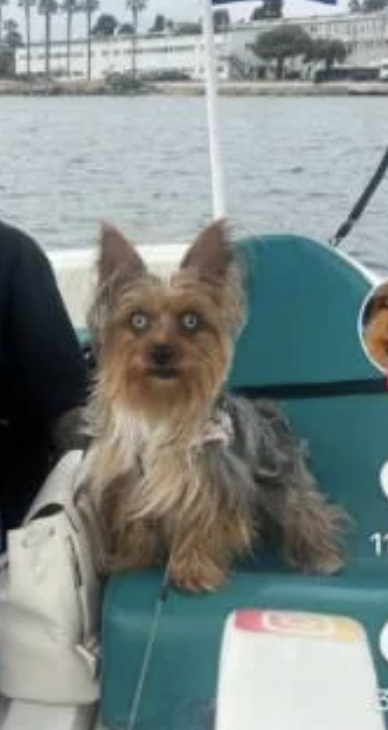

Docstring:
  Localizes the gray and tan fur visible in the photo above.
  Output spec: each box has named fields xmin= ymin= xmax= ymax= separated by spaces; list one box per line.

xmin=83 ymin=221 xmax=347 ymax=593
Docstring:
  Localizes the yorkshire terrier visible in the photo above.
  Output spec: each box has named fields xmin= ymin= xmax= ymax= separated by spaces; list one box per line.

xmin=84 ymin=221 xmax=347 ymax=593
xmin=362 ymin=282 xmax=388 ymax=370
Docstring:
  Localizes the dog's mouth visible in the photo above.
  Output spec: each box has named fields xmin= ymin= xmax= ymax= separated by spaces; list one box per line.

xmin=148 ymin=367 xmax=179 ymax=381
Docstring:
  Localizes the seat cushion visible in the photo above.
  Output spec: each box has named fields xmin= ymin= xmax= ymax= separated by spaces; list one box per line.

xmin=100 ymin=235 xmax=388 ymax=728
xmin=228 ymin=236 xmax=388 ymax=560
xmin=102 ymin=566 xmax=388 ymax=729
xmin=231 ymin=234 xmax=373 ymax=386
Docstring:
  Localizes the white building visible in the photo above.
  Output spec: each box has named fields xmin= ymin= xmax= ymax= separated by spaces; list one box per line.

xmin=15 ymin=31 xmax=232 ymax=81
xmin=15 ymin=11 xmax=388 ymax=82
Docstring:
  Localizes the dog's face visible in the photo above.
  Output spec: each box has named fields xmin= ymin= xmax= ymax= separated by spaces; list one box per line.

xmin=89 ymin=221 xmax=245 ymax=425
xmin=363 ymin=286 xmax=388 ymax=368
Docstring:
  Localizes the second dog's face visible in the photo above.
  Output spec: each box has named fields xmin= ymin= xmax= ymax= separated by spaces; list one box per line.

xmin=361 ymin=282 xmax=388 ymax=370
xmin=90 ymin=222 xmax=245 ymax=425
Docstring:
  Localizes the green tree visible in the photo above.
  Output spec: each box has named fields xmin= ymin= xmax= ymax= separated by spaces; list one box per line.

xmin=251 ymin=24 xmax=313 ymax=79
xmin=125 ymin=0 xmax=147 ymax=81
xmin=60 ymin=0 xmax=82 ymax=78
xmin=348 ymin=0 xmax=362 ymax=11
xmin=117 ymin=21 xmax=133 ymax=34
xmin=174 ymin=21 xmax=201 ymax=35
xmin=92 ymin=12 xmax=118 ymax=36
xmin=4 ymin=16 xmax=23 ymax=47
xmin=150 ymin=13 xmax=166 ymax=33
xmin=38 ymin=0 xmax=58 ymax=80
xmin=0 ymin=0 xmax=8 ymax=43
xmin=2 ymin=17 xmax=23 ymax=77
xmin=348 ymin=0 xmax=388 ymax=9
xmin=308 ymin=38 xmax=347 ymax=72
xmin=18 ymin=0 xmax=35 ymax=77
xmin=0 ymin=46 xmax=13 ymax=75
xmin=361 ymin=0 xmax=388 ymax=10
xmin=251 ymin=0 xmax=283 ymax=20
xmin=213 ymin=9 xmax=230 ymax=32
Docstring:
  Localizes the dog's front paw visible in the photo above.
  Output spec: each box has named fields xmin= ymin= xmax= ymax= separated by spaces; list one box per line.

xmin=170 ymin=560 xmax=227 ymax=594
xmin=304 ymin=549 xmax=346 ymax=576
xmin=287 ymin=545 xmax=346 ymax=576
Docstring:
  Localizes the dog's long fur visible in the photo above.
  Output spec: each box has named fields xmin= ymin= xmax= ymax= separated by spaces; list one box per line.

xmin=84 ymin=221 xmax=347 ymax=593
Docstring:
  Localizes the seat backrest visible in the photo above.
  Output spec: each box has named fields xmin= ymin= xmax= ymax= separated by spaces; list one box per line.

xmin=229 ymin=235 xmax=388 ymax=562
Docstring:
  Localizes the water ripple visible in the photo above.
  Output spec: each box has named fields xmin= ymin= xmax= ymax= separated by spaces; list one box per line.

xmin=0 ymin=95 xmax=388 ymax=274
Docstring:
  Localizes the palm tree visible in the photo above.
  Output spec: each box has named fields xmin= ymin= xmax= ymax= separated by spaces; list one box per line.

xmin=80 ymin=0 xmax=98 ymax=81
xmin=126 ymin=0 xmax=147 ymax=81
xmin=60 ymin=0 xmax=82 ymax=78
xmin=38 ymin=0 xmax=58 ymax=80
xmin=18 ymin=0 xmax=35 ymax=77
xmin=0 ymin=0 xmax=8 ymax=44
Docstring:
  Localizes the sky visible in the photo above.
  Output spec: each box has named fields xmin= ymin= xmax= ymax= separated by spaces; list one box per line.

xmin=6 ymin=0 xmax=349 ymax=42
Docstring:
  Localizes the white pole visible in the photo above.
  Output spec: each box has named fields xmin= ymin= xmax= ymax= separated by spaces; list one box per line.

xmin=202 ymin=0 xmax=227 ymax=218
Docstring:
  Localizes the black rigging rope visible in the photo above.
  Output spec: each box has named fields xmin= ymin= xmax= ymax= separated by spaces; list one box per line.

xmin=330 ymin=143 xmax=388 ymax=248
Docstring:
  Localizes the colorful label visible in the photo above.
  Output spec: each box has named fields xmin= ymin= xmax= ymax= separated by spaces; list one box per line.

xmin=234 ymin=610 xmax=362 ymax=642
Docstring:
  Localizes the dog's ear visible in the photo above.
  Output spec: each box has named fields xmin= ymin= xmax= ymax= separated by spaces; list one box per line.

xmin=180 ymin=220 xmax=233 ymax=280
xmin=98 ymin=223 xmax=147 ymax=284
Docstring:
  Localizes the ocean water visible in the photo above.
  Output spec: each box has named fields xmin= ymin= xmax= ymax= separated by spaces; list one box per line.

xmin=1 ymin=94 xmax=388 ymax=274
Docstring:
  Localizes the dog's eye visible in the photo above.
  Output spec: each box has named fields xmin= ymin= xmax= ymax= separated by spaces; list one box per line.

xmin=373 ymin=296 xmax=388 ymax=313
xmin=181 ymin=313 xmax=199 ymax=332
xmin=130 ymin=312 xmax=149 ymax=331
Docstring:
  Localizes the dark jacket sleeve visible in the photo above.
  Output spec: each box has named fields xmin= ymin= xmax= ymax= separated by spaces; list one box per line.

xmin=6 ymin=229 xmax=87 ymax=428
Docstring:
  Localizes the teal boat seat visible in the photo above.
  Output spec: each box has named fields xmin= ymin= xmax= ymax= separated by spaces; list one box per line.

xmin=101 ymin=234 xmax=388 ymax=729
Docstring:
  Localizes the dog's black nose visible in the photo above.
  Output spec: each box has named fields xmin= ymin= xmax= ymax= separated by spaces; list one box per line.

xmin=150 ymin=343 xmax=175 ymax=367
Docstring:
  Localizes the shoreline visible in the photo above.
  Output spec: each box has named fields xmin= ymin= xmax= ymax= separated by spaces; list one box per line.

xmin=158 ymin=81 xmax=388 ymax=97
xmin=1 ymin=79 xmax=388 ymax=97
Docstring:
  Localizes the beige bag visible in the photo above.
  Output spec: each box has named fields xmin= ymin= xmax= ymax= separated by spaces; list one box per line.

xmin=0 ymin=450 xmax=102 ymax=704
